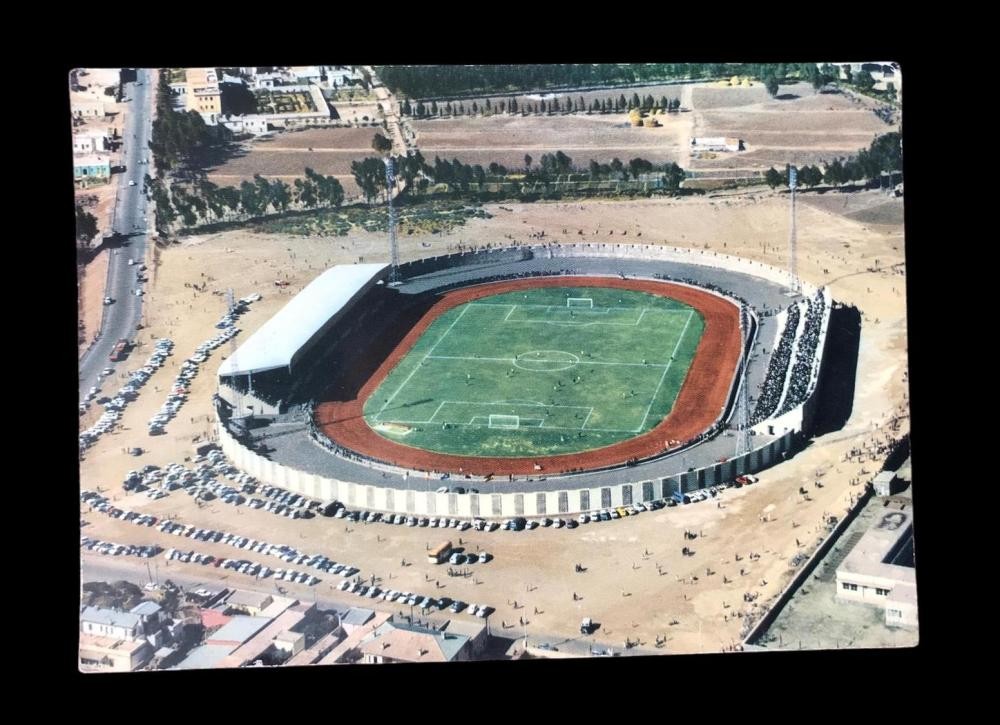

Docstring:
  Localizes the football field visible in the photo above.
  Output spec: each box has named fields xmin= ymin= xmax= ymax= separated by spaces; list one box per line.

xmin=363 ymin=286 xmax=705 ymax=457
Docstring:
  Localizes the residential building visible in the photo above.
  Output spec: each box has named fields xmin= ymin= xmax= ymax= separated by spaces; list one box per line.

xmin=73 ymin=154 xmax=111 ymax=183
xmin=80 ymin=606 xmax=141 ymax=640
xmin=79 ymin=634 xmax=152 ymax=672
xmin=289 ymin=66 xmax=322 ymax=85
xmin=72 ymin=131 xmax=108 ymax=154
xmin=341 ymin=607 xmax=375 ymax=634
xmin=72 ymin=93 xmax=106 ymax=119
xmin=206 ymin=615 xmax=271 ymax=649
xmin=836 ymin=504 xmax=918 ymax=628
xmin=356 ymin=619 xmax=473 ymax=664
xmin=225 ymin=590 xmax=273 ymax=616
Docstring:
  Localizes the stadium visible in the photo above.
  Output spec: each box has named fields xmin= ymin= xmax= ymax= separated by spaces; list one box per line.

xmin=215 ymin=243 xmax=833 ymax=519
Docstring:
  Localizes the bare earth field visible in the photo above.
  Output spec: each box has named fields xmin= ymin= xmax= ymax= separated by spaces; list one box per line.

xmin=205 ymin=127 xmax=377 ymax=198
xmin=413 ymin=114 xmax=689 ymax=168
xmin=689 ymin=82 xmax=898 ymax=175
xmin=79 ymin=187 xmax=908 ymax=655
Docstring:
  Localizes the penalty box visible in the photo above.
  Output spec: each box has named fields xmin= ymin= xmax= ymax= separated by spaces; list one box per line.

xmin=428 ymin=400 xmax=597 ymax=430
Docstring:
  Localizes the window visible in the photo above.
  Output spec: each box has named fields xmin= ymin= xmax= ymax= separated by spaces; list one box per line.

xmin=875 ymin=588 xmax=889 ymax=596
xmin=842 ymin=582 xmax=858 ymax=591
xmin=888 ymin=609 xmax=902 ymax=619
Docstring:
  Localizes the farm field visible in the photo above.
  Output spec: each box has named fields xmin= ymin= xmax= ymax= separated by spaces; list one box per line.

xmin=413 ymin=114 xmax=687 ymax=170
xmin=204 ymin=127 xmax=379 ymax=198
xmin=689 ymin=82 xmax=898 ymax=175
xmin=363 ymin=286 xmax=704 ymax=457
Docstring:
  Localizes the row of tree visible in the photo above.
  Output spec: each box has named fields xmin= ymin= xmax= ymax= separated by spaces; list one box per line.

xmin=147 ymin=168 xmax=345 ymax=230
xmin=764 ymin=132 xmax=902 ymax=189
xmin=149 ymin=69 xmax=233 ymax=174
xmin=351 ymin=150 xmax=687 ymax=203
xmin=378 ymin=64 xmax=750 ymax=100
xmin=400 ymin=93 xmax=681 ymax=118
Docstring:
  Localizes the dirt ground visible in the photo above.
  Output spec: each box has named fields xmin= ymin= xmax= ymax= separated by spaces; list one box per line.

xmin=689 ymin=81 xmax=898 ymax=175
xmin=79 ymin=187 xmax=908 ymax=655
xmin=79 ymin=250 xmax=109 ymax=356
xmin=413 ymin=114 xmax=690 ymax=169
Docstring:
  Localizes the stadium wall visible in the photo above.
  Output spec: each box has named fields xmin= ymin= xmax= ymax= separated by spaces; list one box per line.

xmin=218 ymin=416 xmax=795 ymax=518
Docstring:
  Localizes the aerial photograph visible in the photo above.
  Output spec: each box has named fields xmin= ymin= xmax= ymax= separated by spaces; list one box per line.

xmin=74 ymin=63 xmax=913 ymax=671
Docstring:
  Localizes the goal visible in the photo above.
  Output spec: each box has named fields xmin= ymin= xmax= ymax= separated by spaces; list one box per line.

xmin=566 ymin=298 xmax=594 ymax=308
xmin=488 ymin=414 xmax=520 ymax=429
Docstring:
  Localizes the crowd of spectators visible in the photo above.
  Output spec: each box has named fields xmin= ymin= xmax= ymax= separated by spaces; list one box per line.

xmin=776 ymin=291 xmax=826 ymax=416
xmin=751 ymin=302 xmax=800 ymax=425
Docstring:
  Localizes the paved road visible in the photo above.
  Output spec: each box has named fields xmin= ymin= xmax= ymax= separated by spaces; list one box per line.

xmin=79 ymin=68 xmax=155 ymax=400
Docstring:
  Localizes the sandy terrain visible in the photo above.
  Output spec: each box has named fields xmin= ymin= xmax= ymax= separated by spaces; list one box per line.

xmin=79 ymin=250 xmax=109 ymax=356
xmin=79 ymin=187 xmax=908 ymax=655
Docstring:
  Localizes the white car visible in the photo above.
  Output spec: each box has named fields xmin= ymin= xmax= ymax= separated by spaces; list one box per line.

xmin=128 ymin=180 xmax=137 ymax=186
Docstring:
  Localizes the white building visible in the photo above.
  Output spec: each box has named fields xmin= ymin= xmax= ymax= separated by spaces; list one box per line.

xmin=691 ymin=137 xmax=743 ymax=153
xmin=72 ymin=131 xmax=108 ymax=154
xmin=836 ymin=506 xmax=918 ymax=628
xmin=81 ymin=606 xmax=142 ymax=641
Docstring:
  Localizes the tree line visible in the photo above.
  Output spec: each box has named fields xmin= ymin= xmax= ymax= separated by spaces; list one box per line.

xmin=351 ymin=149 xmax=687 ymax=203
xmin=149 ymin=69 xmax=233 ymax=174
xmin=378 ymin=64 xmax=751 ymax=100
xmin=147 ymin=167 xmax=344 ymax=231
xmin=765 ymin=132 xmax=902 ymax=189
xmin=400 ymin=92 xmax=681 ymax=118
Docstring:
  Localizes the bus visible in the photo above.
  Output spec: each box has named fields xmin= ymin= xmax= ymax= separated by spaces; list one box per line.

xmin=427 ymin=541 xmax=452 ymax=565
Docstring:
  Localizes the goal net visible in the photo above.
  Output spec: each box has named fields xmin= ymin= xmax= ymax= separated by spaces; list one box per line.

xmin=567 ymin=298 xmax=594 ymax=308
xmin=488 ymin=414 xmax=520 ymax=429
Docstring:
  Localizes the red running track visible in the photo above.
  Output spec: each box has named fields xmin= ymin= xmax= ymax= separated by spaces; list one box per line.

xmin=314 ymin=277 xmax=742 ymax=477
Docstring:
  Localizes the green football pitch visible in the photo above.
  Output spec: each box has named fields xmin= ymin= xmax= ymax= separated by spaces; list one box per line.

xmin=363 ymin=286 xmax=705 ymax=458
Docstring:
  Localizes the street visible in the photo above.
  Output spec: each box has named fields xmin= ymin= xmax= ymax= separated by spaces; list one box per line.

xmin=79 ymin=68 xmax=156 ymax=400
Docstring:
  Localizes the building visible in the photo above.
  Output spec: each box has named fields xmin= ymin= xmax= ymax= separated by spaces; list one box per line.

xmin=172 ymin=644 xmax=234 ymax=670
xmin=274 ymin=629 xmax=306 ymax=656
xmin=439 ymin=618 xmax=489 ymax=657
xmin=72 ymin=131 xmax=108 ymax=154
xmin=218 ymin=84 xmax=332 ymax=137
xmin=206 ymin=615 xmax=272 ymax=649
xmin=836 ymin=504 xmax=918 ymax=628
xmin=341 ymin=607 xmax=376 ymax=634
xmin=872 ymin=471 xmax=900 ymax=497
xmin=80 ymin=606 xmax=142 ymax=641
xmin=79 ymin=634 xmax=152 ymax=672
xmin=289 ymin=66 xmax=323 ymax=85
xmin=73 ymin=154 xmax=111 ymax=183
xmin=356 ymin=619 xmax=473 ymax=664
xmin=186 ymin=67 xmax=222 ymax=124
xmin=71 ymin=93 xmax=106 ymax=119
xmin=225 ymin=590 xmax=273 ymax=616
xmin=691 ymin=137 xmax=743 ymax=153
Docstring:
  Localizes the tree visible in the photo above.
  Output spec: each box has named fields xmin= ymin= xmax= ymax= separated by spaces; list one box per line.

xmin=854 ymin=70 xmax=876 ymax=92
xmin=765 ymin=167 xmax=782 ymax=189
xmin=430 ymin=100 xmax=439 ymax=115
xmin=401 ymin=99 xmax=412 ymax=116
xmin=763 ymin=74 xmax=780 ymax=97
xmin=75 ymin=203 xmax=99 ymax=245
xmin=885 ymin=82 xmax=897 ymax=102
xmin=524 ymin=154 xmax=532 ymax=171
xmin=372 ymin=133 xmax=393 ymax=155
xmin=823 ymin=159 xmax=845 ymax=187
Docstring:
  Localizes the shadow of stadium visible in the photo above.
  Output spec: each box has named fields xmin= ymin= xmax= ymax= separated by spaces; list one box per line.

xmin=811 ymin=304 xmax=861 ymax=436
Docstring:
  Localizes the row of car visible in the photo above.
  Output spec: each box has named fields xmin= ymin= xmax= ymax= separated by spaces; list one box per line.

xmin=80 ymin=536 xmax=161 ymax=558
xmin=148 ymin=319 xmax=246 ymax=435
xmin=81 ymin=491 xmax=161 ymax=527
xmin=162 ymin=547 xmax=321 ymax=586
xmin=80 ymin=339 xmax=174 ymax=452
xmin=335 ymin=580 xmax=493 ymax=619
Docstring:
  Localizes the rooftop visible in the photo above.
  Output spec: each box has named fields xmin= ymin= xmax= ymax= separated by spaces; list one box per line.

xmin=218 ymin=264 xmax=387 ymax=377
xmin=81 ymin=606 xmax=140 ymax=630
xmin=172 ymin=644 xmax=234 ymax=670
xmin=207 ymin=615 xmax=272 ymax=646
xmin=79 ymin=633 xmax=148 ymax=654
xmin=226 ymin=590 xmax=272 ymax=610
xmin=359 ymin=620 xmax=469 ymax=663
xmin=73 ymin=154 xmax=110 ymax=168
xmin=838 ymin=507 xmax=915 ymax=582
xmin=129 ymin=601 xmax=162 ymax=617
xmin=342 ymin=607 xmax=375 ymax=627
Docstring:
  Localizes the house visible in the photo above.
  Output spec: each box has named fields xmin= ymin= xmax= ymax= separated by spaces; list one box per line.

xmin=72 ymin=131 xmax=108 ymax=154
xmin=289 ymin=66 xmax=323 ymax=85
xmin=129 ymin=600 xmax=164 ymax=628
xmin=341 ymin=607 xmax=375 ymax=634
xmin=206 ymin=615 xmax=272 ymax=649
xmin=356 ymin=619 xmax=473 ymax=664
xmin=73 ymin=154 xmax=111 ymax=182
xmin=253 ymin=72 xmax=285 ymax=89
xmin=273 ymin=629 xmax=306 ymax=656
xmin=72 ymin=94 xmax=106 ymax=119
xmin=80 ymin=606 xmax=141 ymax=640
xmin=79 ymin=634 xmax=152 ymax=672
xmin=225 ymin=590 xmax=273 ymax=616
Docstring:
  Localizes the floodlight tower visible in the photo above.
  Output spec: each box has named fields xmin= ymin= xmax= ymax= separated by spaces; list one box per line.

xmin=788 ymin=164 xmax=801 ymax=294
xmin=384 ymin=156 xmax=400 ymax=285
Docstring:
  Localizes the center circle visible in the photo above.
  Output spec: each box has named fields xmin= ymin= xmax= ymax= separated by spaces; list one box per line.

xmin=513 ymin=350 xmax=580 ymax=372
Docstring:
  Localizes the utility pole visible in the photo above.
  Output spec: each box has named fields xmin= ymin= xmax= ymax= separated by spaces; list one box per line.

xmin=384 ymin=156 xmax=400 ymax=285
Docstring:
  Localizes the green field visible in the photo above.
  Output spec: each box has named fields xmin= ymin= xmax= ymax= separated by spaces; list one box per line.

xmin=363 ymin=287 xmax=704 ymax=457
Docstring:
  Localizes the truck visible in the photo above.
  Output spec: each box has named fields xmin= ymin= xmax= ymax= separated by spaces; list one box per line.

xmin=427 ymin=541 xmax=452 ymax=565
xmin=580 ymin=617 xmax=594 ymax=635
xmin=109 ymin=338 xmax=130 ymax=362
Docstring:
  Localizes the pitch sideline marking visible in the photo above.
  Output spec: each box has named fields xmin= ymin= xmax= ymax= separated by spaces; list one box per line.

xmin=635 ymin=309 xmax=695 ymax=432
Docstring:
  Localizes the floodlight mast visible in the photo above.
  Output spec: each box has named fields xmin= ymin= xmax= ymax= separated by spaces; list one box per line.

xmin=788 ymin=164 xmax=800 ymax=294
xmin=384 ymin=156 xmax=400 ymax=284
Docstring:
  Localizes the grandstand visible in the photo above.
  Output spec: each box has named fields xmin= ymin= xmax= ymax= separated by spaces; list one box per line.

xmin=217 ymin=264 xmax=388 ymax=417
